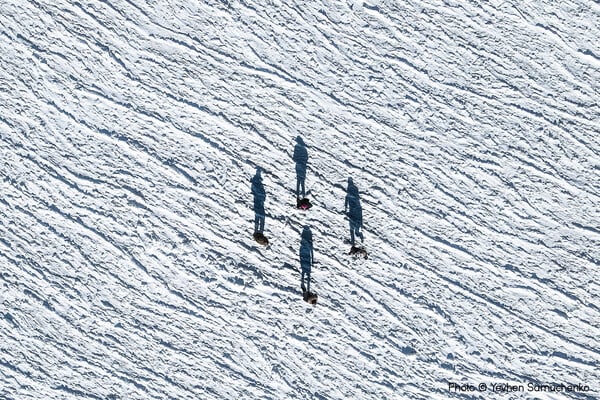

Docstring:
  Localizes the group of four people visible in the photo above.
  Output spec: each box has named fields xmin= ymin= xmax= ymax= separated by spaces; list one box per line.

xmin=251 ymin=136 xmax=365 ymax=303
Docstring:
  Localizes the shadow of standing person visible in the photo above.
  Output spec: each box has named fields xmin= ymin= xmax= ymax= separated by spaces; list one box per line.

xmin=300 ymin=226 xmax=317 ymax=304
xmin=345 ymin=177 xmax=364 ymax=245
xmin=293 ymin=136 xmax=308 ymax=199
xmin=251 ymin=168 xmax=268 ymax=245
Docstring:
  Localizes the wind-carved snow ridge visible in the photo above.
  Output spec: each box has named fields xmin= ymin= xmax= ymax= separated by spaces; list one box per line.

xmin=0 ymin=0 xmax=599 ymax=399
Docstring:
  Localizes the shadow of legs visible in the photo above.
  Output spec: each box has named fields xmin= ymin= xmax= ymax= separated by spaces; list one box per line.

xmin=301 ymin=270 xmax=311 ymax=293
xmin=296 ymin=176 xmax=306 ymax=199
xmin=255 ymin=213 xmax=265 ymax=233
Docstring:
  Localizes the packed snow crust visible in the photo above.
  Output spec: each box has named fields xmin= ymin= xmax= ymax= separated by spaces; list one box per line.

xmin=1 ymin=0 xmax=599 ymax=399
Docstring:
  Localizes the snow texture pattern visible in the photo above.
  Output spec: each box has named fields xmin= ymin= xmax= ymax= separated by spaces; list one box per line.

xmin=1 ymin=0 xmax=599 ymax=399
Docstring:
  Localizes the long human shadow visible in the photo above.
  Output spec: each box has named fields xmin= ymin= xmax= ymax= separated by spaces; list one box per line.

xmin=345 ymin=177 xmax=364 ymax=245
xmin=299 ymin=226 xmax=314 ymax=298
xmin=292 ymin=136 xmax=308 ymax=199
xmin=251 ymin=167 xmax=266 ymax=234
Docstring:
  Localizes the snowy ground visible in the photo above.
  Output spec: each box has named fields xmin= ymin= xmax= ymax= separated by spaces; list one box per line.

xmin=1 ymin=0 xmax=599 ymax=399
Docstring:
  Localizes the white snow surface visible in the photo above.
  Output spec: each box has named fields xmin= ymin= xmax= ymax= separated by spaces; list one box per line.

xmin=1 ymin=0 xmax=599 ymax=399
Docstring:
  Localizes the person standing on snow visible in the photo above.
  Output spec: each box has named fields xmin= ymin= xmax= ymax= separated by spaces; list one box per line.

xmin=293 ymin=136 xmax=308 ymax=199
xmin=299 ymin=226 xmax=317 ymax=304
xmin=345 ymin=177 xmax=363 ymax=245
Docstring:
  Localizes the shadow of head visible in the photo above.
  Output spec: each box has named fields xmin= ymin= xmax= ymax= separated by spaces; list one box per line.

xmin=251 ymin=167 xmax=265 ymax=196
xmin=252 ymin=167 xmax=262 ymax=182
xmin=301 ymin=225 xmax=312 ymax=243
xmin=347 ymin=177 xmax=359 ymax=193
